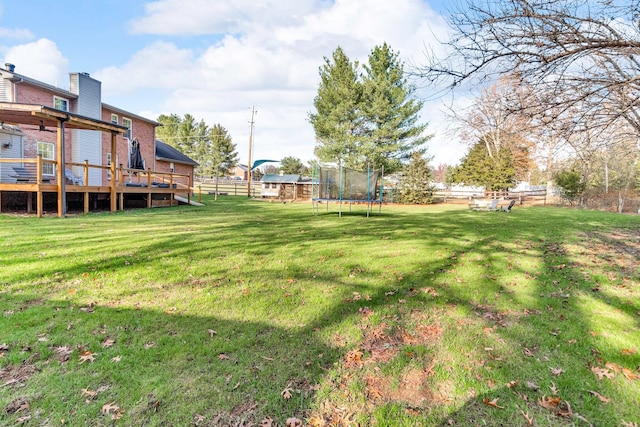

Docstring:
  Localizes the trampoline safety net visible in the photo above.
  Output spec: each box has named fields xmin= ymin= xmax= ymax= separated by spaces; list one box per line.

xmin=312 ymin=164 xmax=383 ymax=216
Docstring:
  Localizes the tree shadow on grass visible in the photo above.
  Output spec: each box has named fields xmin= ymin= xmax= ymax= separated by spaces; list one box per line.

xmin=0 ymin=290 xmax=345 ymax=425
xmin=1 ymin=202 xmax=639 ymax=425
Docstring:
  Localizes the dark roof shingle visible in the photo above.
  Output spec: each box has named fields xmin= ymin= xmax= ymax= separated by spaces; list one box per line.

xmin=155 ymin=140 xmax=198 ymax=166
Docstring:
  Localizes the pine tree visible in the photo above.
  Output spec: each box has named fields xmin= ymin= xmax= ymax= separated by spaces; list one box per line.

xmin=310 ymin=44 xmax=429 ymax=174
xmin=397 ymin=152 xmax=434 ymax=204
xmin=362 ymin=43 xmax=429 ymax=173
xmin=452 ymin=139 xmax=516 ymax=191
xmin=280 ymin=156 xmax=306 ymax=175
xmin=309 ymin=47 xmax=362 ymax=166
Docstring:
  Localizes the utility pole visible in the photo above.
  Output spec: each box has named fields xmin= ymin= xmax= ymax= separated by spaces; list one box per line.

xmin=247 ymin=106 xmax=256 ymax=197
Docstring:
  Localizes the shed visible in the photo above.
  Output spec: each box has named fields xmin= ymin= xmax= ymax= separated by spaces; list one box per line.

xmin=260 ymin=174 xmax=301 ymax=199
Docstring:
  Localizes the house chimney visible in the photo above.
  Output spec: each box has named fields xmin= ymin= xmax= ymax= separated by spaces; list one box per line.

xmin=5 ymin=63 xmax=15 ymax=73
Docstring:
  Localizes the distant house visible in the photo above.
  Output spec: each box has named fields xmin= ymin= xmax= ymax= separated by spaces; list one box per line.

xmin=229 ymin=164 xmax=248 ymax=180
xmin=260 ymin=173 xmax=312 ymax=200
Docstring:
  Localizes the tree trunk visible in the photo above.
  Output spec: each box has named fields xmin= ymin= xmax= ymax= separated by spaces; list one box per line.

xmin=214 ymin=170 xmax=219 ymax=201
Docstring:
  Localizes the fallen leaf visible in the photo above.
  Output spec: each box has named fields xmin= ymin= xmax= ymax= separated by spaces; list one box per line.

xmin=307 ymin=415 xmax=326 ymax=427
xmin=591 ymin=366 xmax=615 ymax=380
xmin=101 ymin=339 xmax=115 ymax=348
xmin=538 ymin=395 xmax=561 ymax=410
xmin=344 ymin=349 xmax=363 ymax=368
xmin=521 ymin=410 xmax=533 ymax=425
xmin=621 ymin=421 xmax=638 ymax=427
xmin=217 ymin=353 xmax=230 ymax=360
xmin=482 ymin=397 xmax=504 ymax=409
xmin=550 ymin=367 xmax=564 ymax=376
xmin=605 ymin=362 xmax=621 ymax=372
xmin=506 ymin=380 xmax=518 ymax=388
xmin=282 ymin=387 xmax=293 ymax=399
xmin=260 ymin=418 xmax=274 ymax=427
xmin=550 ymin=382 xmax=559 ymax=394
xmin=588 ymin=390 xmax=610 ymax=403
xmin=285 ymin=418 xmax=302 ymax=427
xmin=567 ymin=339 xmax=577 ymax=345
xmin=101 ymin=401 xmax=119 ymax=415
xmin=79 ymin=351 xmax=96 ymax=364
xmin=622 ymin=368 xmax=640 ymax=380
xmin=111 ymin=355 xmax=121 ymax=362
xmin=81 ymin=388 xmax=97 ymax=400
xmin=621 ymin=348 xmax=636 ymax=355
xmin=208 ymin=329 xmax=217 ymax=337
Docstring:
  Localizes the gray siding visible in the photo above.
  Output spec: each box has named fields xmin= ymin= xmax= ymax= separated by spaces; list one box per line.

xmin=69 ymin=73 xmax=102 ymax=185
xmin=69 ymin=73 xmax=101 ymax=118
xmin=0 ymin=130 xmax=23 ymax=182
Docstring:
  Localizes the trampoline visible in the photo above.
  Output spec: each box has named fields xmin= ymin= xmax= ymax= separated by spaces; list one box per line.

xmin=312 ymin=164 xmax=384 ymax=217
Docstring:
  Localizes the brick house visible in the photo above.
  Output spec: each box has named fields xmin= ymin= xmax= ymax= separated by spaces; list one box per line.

xmin=0 ymin=63 xmax=195 ymax=186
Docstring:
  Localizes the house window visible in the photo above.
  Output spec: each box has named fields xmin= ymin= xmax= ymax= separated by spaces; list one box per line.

xmin=37 ymin=141 xmax=55 ymax=175
xmin=111 ymin=114 xmax=118 ymax=124
xmin=53 ymin=96 xmax=69 ymax=111
xmin=169 ymin=162 xmax=175 ymax=173
xmin=122 ymin=117 xmax=132 ymax=139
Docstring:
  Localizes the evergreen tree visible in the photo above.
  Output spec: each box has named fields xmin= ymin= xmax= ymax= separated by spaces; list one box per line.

xmin=452 ymin=139 xmax=516 ymax=190
xmin=397 ymin=152 xmax=434 ymax=204
xmin=209 ymin=124 xmax=238 ymax=200
xmin=156 ymin=114 xmax=181 ymax=146
xmin=361 ymin=43 xmax=429 ymax=173
xmin=280 ymin=156 xmax=306 ymax=175
xmin=310 ymin=44 xmax=429 ymax=174
xmin=309 ymin=47 xmax=362 ymax=166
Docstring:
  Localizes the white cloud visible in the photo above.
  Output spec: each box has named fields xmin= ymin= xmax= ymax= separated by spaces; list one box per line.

xmin=0 ymin=27 xmax=35 ymax=40
xmin=3 ymin=39 xmax=68 ymax=87
xmin=130 ymin=0 xmax=331 ymax=36
xmin=99 ymin=0 xmax=463 ymax=165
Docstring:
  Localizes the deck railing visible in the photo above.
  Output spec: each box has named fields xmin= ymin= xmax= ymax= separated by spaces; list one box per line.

xmin=0 ymin=156 xmax=192 ymax=216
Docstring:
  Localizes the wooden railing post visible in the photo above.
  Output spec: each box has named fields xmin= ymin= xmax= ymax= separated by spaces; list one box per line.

xmin=36 ymin=155 xmax=43 ymax=217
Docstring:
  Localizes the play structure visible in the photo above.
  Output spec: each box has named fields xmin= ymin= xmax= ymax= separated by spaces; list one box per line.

xmin=312 ymin=163 xmax=384 ymax=216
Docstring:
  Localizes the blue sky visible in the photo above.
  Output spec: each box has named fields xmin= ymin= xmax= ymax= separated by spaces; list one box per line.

xmin=0 ymin=0 xmax=467 ymax=166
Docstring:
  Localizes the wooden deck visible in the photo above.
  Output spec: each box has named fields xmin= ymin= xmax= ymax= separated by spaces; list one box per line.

xmin=0 ymin=158 xmax=194 ymax=217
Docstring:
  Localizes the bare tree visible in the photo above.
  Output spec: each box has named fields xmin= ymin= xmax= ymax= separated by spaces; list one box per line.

xmin=417 ymin=0 xmax=640 ymax=135
xmin=452 ymin=76 xmax=536 ymax=181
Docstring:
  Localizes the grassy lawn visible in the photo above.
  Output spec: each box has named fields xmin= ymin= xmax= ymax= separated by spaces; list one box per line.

xmin=0 ymin=197 xmax=638 ymax=426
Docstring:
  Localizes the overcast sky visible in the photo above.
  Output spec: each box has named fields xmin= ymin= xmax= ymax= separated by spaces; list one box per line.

xmin=0 ymin=0 xmax=469 ymax=167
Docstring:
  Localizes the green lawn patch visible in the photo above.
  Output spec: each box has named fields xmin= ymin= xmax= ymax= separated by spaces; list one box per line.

xmin=0 ymin=199 xmax=638 ymax=426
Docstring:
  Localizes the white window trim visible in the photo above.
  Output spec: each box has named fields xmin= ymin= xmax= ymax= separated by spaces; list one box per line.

xmin=122 ymin=117 xmax=132 ymax=139
xmin=53 ymin=96 xmax=69 ymax=112
xmin=111 ymin=114 xmax=118 ymax=124
xmin=37 ymin=141 xmax=55 ymax=176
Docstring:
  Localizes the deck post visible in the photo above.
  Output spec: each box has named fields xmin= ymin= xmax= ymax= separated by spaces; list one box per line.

xmin=187 ymin=175 xmax=191 ymax=204
xmin=57 ymin=120 xmax=67 ymax=217
xmin=36 ymin=155 xmax=44 ymax=217
xmin=110 ymin=133 xmax=117 ymax=212
xmin=147 ymin=167 xmax=152 ymax=208
xmin=83 ymin=160 xmax=89 ymax=214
